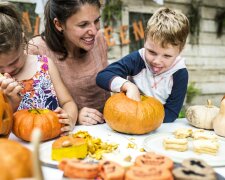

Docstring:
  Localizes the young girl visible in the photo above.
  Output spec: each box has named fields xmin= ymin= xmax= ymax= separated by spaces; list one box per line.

xmin=0 ymin=2 xmax=78 ymax=135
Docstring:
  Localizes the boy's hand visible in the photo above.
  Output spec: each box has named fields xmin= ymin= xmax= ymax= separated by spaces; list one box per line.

xmin=54 ymin=107 xmax=75 ymax=136
xmin=121 ymin=81 xmax=141 ymax=101
xmin=78 ymin=107 xmax=105 ymax=125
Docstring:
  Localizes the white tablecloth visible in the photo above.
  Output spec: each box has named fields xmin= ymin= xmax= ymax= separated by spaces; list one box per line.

xmin=9 ymin=118 xmax=225 ymax=179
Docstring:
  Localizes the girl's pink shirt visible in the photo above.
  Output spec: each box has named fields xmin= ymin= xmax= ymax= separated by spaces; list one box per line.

xmin=27 ymin=31 xmax=110 ymax=112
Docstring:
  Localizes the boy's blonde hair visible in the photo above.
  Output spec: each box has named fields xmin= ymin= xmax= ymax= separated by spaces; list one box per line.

xmin=145 ymin=7 xmax=189 ymax=51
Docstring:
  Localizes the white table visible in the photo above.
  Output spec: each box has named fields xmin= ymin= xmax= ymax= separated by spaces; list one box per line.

xmin=9 ymin=118 xmax=225 ymax=179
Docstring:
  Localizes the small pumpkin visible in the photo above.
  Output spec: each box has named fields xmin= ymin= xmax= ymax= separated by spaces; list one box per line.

xmin=213 ymin=98 xmax=225 ymax=137
xmin=0 ymin=138 xmax=33 ymax=179
xmin=103 ymin=93 xmax=164 ymax=135
xmin=13 ymin=109 xmax=62 ymax=141
xmin=0 ymin=91 xmax=13 ymax=138
xmin=186 ymin=100 xmax=219 ymax=129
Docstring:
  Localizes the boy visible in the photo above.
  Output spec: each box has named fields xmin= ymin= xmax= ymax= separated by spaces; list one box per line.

xmin=96 ymin=7 xmax=190 ymax=123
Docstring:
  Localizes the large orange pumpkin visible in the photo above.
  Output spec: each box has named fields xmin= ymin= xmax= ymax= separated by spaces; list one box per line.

xmin=13 ymin=109 xmax=62 ymax=141
xmin=0 ymin=139 xmax=33 ymax=179
xmin=103 ymin=93 xmax=164 ymax=134
xmin=0 ymin=91 xmax=13 ymax=138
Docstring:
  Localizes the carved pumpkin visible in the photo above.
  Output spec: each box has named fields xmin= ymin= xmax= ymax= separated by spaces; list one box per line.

xmin=0 ymin=139 xmax=33 ymax=179
xmin=103 ymin=93 xmax=164 ymax=134
xmin=13 ymin=109 xmax=62 ymax=141
xmin=0 ymin=91 xmax=13 ymax=138
xmin=186 ymin=100 xmax=219 ymax=130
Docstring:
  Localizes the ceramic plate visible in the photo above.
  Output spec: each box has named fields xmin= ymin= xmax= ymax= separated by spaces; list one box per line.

xmin=39 ymin=139 xmax=118 ymax=168
xmin=143 ymin=132 xmax=225 ymax=167
xmin=40 ymin=140 xmax=58 ymax=168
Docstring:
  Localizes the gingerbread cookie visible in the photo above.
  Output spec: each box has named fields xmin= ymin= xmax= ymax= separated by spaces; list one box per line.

xmin=135 ymin=152 xmax=174 ymax=170
xmin=59 ymin=159 xmax=99 ymax=179
xmin=99 ymin=160 xmax=125 ymax=180
xmin=125 ymin=166 xmax=173 ymax=180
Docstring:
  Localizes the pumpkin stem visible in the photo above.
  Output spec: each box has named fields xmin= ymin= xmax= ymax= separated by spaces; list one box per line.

xmin=35 ymin=109 xmax=41 ymax=114
xmin=206 ymin=99 xmax=213 ymax=108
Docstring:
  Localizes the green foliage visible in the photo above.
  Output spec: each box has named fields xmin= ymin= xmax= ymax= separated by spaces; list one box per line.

xmin=215 ymin=8 xmax=225 ymax=38
xmin=178 ymin=82 xmax=201 ymax=118
xmin=102 ymin=0 xmax=123 ymax=26
xmin=186 ymin=82 xmax=201 ymax=104
xmin=178 ymin=107 xmax=186 ymax=118
xmin=187 ymin=0 xmax=202 ymax=44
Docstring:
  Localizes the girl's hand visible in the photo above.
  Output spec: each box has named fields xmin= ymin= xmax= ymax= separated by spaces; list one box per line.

xmin=54 ymin=107 xmax=75 ymax=136
xmin=0 ymin=73 xmax=22 ymax=111
xmin=78 ymin=107 xmax=105 ymax=125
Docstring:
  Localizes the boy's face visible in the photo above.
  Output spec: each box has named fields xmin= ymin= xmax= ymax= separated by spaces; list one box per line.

xmin=144 ymin=37 xmax=181 ymax=75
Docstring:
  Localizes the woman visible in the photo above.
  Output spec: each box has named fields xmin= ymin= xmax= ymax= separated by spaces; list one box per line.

xmin=27 ymin=0 xmax=110 ymax=125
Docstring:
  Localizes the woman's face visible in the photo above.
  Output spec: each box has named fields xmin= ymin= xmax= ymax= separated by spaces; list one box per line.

xmin=62 ymin=4 xmax=101 ymax=52
xmin=0 ymin=47 xmax=25 ymax=76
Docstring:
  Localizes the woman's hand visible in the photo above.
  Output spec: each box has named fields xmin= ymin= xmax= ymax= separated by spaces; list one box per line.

xmin=0 ymin=73 xmax=22 ymax=111
xmin=54 ymin=107 xmax=75 ymax=136
xmin=78 ymin=107 xmax=105 ymax=125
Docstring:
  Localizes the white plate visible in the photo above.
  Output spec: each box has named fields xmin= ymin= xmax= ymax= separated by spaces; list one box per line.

xmin=39 ymin=138 xmax=119 ymax=168
xmin=40 ymin=140 xmax=58 ymax=168
xmin=143 ymin=133 xmax=225 ymax=167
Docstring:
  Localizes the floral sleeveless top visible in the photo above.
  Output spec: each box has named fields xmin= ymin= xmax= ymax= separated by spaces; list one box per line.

xmin=17 ymin=55 xmax=59 ymax=110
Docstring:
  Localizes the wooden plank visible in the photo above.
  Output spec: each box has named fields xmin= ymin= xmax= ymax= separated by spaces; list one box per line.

xmin=190 ymin=94 xmax=223 ymax=107
xmin=194 ymin=82 xmax=225 ymax=94
xmin=182 ymin=44 xmax=225 ymax=57
xmin=201 ymin=6 xmax=218 ymax=19
xmin=198 ymin=32 xmax=225 ymax=45
xmin=200 ymin=20 xmax=217 ymax=33
xmin=188 ymin=70 xmax=225 ymax=82
xmin=185 ymin=57 xmax=225 ymax=68
xmin=201 ymin=0 xmax=225 ymax=7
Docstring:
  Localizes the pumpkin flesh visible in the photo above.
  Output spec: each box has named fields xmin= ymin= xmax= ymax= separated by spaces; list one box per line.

xmin=104 ymin=93 xmax=164 ymax=134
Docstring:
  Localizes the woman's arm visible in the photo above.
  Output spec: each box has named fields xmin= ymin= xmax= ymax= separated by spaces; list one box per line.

xmin=48 ymin=58 xmax=78 ymax=134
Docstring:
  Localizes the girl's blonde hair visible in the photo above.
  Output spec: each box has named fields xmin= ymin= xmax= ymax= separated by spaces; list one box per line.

xmin=145 ymin=7 xmax=189 ymax=51
xmin=0 ymin=2 xmax=24 ymax=53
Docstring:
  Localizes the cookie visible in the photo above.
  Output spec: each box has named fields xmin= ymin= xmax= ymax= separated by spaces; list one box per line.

xmin=193 ymin=139 xmax=219 ymax=155
xmin=173 ymin=167 xmax=216 ymax=180
xmin=59 ymin=159 xmax=99 ymax=179
xmin=182 ymin=158 xmax=215 ymax=174
xmin=173 ymin=158 xmax=216 ymax=180
xmin=99 ymin=160 xmax=125 ymax=180
xmin=192 ymin=131 xmax=218 ymax=141
xmin=135 ymin=152 xmax=174 ymax=170
xmin=173 ymin=128 xmax=192 ymax=139
xmin=125 ymin=166 xmax=173 ymax=180
xmin=163 ymin=137 xmax=188 ymax=152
